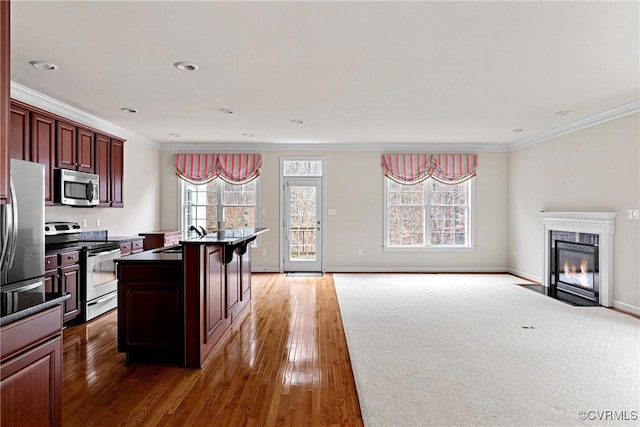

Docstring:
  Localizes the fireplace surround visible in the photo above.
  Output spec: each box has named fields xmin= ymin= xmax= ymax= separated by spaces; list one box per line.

xmin=539 ymin=212 xmax=617 ymax=307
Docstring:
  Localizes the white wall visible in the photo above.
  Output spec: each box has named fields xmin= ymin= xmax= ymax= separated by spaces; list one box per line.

xmin=159 ymin=150 xmax=510 ymax=272
xmin=508 ymin=113 xmax=640 ymax=311
xmin=45 ymin=138 xmax=160 ymax=236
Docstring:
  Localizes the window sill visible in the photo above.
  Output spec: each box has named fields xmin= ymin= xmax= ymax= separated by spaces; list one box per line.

xmin=383 ymin=245 xmax=476 ymax=252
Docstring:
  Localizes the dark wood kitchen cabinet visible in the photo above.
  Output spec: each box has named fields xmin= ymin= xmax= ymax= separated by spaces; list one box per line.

xmin=119 ymin=238 xmax=144 ymax=256
xmin=117 ymin=229 xmax=265 ymax=369
xmin=117 ymin=256 xmax=183 ymax=364
xmin=7 ymin=99 xmax=125 ymax=207
xmin=56 ymin=120 xmax=95 ymax=173
xmin=0 ymin=304 xmax=64 ymax=427
xmin=96 ymin=133 xmax=125 ymax=207
xmin=138 ymin=230 xmax=182 ymax=251
xmin=9 ymin=102 xmax=30 ymax=161
xmin=30 ymin=111 xmax=56 ymax=205
xmin=0 ymin=1 xmax=10 ymax=205
xmin=44 ymin=250 xmax=81 ymax=324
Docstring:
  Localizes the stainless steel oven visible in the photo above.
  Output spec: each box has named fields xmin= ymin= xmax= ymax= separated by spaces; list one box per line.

xmin=45 ymin=222 xmax=121 ymax=322
xmin=84 ymin=245 xmax=120 ymax=321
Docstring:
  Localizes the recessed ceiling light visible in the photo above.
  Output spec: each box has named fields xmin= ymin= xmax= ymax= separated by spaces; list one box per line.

xmin=555 ymin=110 xmax=570 ymax=116
xmin=219 ymin=108 xmax=235 ymax=114
xmin=174 ymin=61 xmax=199 ymax=72
xmin=243 ymin=133 xmax=255 ymax=138
xmin=120 ymin=107 xmax=138 ymax=114
xmin=29 ymin=60 xmax=59 ymax=71
xmin=512 ymin=128 xmax=524 ymax=133
xmin=290 ymin=119 xmax=304 ymax=124
xmin=169 ymin=132 xmax=182 ymax=138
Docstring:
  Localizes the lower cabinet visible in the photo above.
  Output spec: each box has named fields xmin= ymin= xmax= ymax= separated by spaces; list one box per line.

xmin=138 ymin=230 xmax=182 ymax=251
xmin=117 ymin=260 xmax=183 ymax=364
xmin=44 ymin=251 xmax=81 ymax=324
xmin=118 ymin=238 xmax=144 ymax=256
xmin=0 ymin=305 xmax=63 ymax=427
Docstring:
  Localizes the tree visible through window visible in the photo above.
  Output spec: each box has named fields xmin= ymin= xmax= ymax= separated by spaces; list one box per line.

xmin=183 ymin=179 xmax=257 ymax=238
xmin=386 ymin=178 xmax=472 ymax=247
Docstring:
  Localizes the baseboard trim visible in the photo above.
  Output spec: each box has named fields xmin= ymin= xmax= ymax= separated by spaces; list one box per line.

xmin=507 ymin=268 xmax=542 ymax=284
xmin=327 ymin=267 xmax=509 ymax=273
xmin=612 ymin=300 xmax=640 ymax=317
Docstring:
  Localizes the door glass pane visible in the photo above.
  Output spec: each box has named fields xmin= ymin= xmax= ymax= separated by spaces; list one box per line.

xmin=288 ymin=185 xmax=317 ymax=261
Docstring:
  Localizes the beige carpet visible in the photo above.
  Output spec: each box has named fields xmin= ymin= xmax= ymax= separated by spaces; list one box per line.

xmin=333 ymin=274 xmax=640 ymax=427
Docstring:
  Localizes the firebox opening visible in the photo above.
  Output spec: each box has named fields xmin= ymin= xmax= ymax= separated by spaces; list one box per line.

xmin=553 ymin=240 xmax=599 ymax=303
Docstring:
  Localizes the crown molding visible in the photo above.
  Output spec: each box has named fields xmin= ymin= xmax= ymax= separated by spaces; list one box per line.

xmin=10 ymin=81 xmax=160 ymax=149
xmin=11 ymin=81 xmax=638 ymax=153
xmin=159 ymin=142 xmax=508 ymax=152
xmin=509 ymin=100 xmax=640 ymax=151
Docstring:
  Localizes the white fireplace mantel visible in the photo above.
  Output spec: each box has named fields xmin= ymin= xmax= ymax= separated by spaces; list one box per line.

xmin=539 ymin=211 xmax=617 ymax=306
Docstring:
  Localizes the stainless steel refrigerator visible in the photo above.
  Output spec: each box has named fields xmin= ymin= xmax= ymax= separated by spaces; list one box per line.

xmin=0 ymin=159 xmax=45 ymax=289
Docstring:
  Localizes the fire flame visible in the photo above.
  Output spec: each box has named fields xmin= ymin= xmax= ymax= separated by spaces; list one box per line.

xmin=563 ymin=258 xmax=591 ymax=288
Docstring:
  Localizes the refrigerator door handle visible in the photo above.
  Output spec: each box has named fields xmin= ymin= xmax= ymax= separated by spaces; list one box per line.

xmin=0 ymin=204 xmax=7 ymax=271
xmin=6 ymin=178 xmax=18 ymax=269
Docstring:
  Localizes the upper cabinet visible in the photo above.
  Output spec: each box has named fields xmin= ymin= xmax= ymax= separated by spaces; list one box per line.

xmin=96 ymin=133 xmax=124 ymax=208
xmin=9 ymin=103 xmax=30 ymax=161
xmin=76 ymin=127 xmax=95 ymax=173
xmin=8 ymin=100 xmax=125 ymax=207
xmin=0 ymin=1 xmax=10 ymax=205
xmin=30 ymin=111 xmax=56 ymax=205
xmin=56 ymin=120 xmax=95 ymax=173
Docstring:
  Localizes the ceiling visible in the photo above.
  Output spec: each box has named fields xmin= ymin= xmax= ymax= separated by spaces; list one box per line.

xmin=9 ymin=1 xmax=640 ymax=148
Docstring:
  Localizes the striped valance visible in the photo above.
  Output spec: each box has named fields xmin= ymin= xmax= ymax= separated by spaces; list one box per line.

xmin=382 ymin=153 xmax=477 ymax=184
xmin=175 ymin=153 xmax=262 ymax=184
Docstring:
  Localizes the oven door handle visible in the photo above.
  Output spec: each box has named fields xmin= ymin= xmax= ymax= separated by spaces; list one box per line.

xmin=88 ymin=293 xmax=117 ymax=306
xmin=88 ymin=249 xmax=121 ymax=258
xmin=14 ymin=280 xmax=45 ymax=292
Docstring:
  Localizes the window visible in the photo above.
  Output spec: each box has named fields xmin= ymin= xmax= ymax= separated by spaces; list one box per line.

xmin=182 ymin=178 xmax=258 ymax=239
xmin=385 ymin=178 xmax=473 ymax=247
xmin=283 ymin=159 xmax=323 ymax=176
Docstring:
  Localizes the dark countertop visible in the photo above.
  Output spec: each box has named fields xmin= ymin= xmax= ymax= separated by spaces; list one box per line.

xmin=45 ymin=245 xmax=83 ymax=255
xmin=181 ymin=227 xmax=269 ymax=246
xmin=115 ymin=248 xmax=183 ymax=264
xmin=1 ymin=293 xmax=71 ymax=326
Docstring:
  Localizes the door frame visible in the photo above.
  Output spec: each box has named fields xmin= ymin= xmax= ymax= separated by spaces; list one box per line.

xmin=279 ymin=157 xmax=326 ymax=273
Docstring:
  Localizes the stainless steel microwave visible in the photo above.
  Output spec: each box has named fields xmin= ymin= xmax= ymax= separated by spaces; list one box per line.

xmin=55 ymin=169 xmax=99 ymax=206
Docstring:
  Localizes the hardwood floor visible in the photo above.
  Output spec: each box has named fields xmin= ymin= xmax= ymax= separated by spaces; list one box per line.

xmin=61 ymin=273 xmax=363 ymax=426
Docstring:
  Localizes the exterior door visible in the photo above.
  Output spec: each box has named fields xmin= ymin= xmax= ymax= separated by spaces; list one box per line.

xmin=284 ymin=177 xmax=322 ymax=272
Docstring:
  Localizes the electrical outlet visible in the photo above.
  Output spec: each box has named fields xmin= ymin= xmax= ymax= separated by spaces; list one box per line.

xmin=512 ymin=250 xmax=516 ymax=257
xmin=261 ymin=249 xmax=267 ymax=256
xmin=82 ymin=218 xmax=87 ymax=228
xmin=96 ymin=218 xmax=101 ymax=227
xmin=262 ymin=208 xmax=267 ymax=216
xmin=358 ymin=249 xmax=363 ymax=255
xmin=328 ymin=209 xmax=337 ymax=216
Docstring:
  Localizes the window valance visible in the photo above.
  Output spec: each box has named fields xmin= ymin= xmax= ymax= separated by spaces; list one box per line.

xmin=175 ymin=153 xmax=262 ymax=184
xmin=381 ymin=153 xmax=477 ymax=184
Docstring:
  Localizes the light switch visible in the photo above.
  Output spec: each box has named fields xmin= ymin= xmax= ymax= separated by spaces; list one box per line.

xmin=262 ymin=208 xmax=267 ymax=216
xmin=328 ymin=209 xmax=337 ymax=215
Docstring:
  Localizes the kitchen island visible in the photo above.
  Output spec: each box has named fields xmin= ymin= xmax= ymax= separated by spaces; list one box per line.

xmin=116 ymin=228 xmax=268 ymax=368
